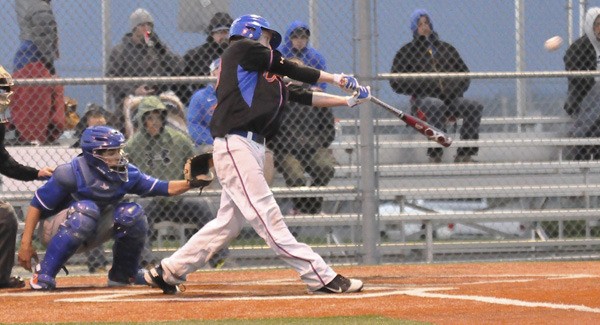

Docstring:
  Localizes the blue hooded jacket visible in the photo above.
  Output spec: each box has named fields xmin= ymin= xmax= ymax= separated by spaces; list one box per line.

xmin=279 ymin=20 xmax=327 ymax=90
xmin=187 ymin=84 xmax=217 ymax=145
xmin=410 ymin=9 xmax=434 ymax=37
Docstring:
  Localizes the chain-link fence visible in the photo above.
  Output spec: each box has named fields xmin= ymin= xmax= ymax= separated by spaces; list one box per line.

xmin=3 ymin=0 xmax=600 ymax=273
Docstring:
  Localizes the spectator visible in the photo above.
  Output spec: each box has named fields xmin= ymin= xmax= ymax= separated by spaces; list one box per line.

xmin=70 ymin=104 xmax=111 ymax=273
xmin=11 ymin=0 xmax=65 ymax=145
xmin=124 ymin=96 xmax=227 ymax=267
xmin=279 ymin=20 xmax=328 ymax=90
xmin=106 ymin=8 xmax=183 ymax=133
xmin=0 ymin=65 xmax=53 ymax=289
xmin=17 ymin=125 xmax=210 ymax=290
xmin=180 ymin=12 xmax=233 ymax=104
xmin=390 ymin=9 xmax=483 ymax=163
xmin=159 ymin=91 xmax=188 ymax=135
xmin=268 ymin=58 xmax=337 ymax=215
xmin=123 ymin=91 xmax=188 ymax=139
xmin=187 ymin=58 xmax=220 ymax=152
xmin=563 ymin=7 xmax=600 ymax=160
xmin=71 ymin=104 xmax=112 ymax=148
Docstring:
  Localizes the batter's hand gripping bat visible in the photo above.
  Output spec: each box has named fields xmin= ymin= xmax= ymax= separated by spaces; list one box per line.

xmin=370 ymin=96 xmax=453 ymax=147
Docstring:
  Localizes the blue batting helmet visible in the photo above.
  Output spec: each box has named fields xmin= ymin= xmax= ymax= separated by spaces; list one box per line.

xmin=229 ymin=14 xmax=282 ymax=48
xmin=81 ymin=125 xmax=129 ymax=182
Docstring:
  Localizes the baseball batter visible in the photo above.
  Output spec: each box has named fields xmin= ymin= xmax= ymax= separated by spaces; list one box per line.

xmin=145 ymin=14 xmax=370 ymax=294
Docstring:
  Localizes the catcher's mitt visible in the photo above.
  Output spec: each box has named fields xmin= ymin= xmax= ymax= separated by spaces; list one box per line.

xmin=184 ymin=152 xmax=214 ymax=189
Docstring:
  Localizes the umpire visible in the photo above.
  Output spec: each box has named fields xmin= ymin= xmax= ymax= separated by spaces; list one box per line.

xmin=0 ymin=65 xmax=53 ymax=288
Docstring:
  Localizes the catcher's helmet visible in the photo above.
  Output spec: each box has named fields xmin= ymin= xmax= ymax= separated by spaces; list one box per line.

xmin=81 ymin=125 xmax=129 ymax=182
xmin=229 ymin=14 xmax=282 ymax=48
xmin=0 ymin=65 xmax=14 ymax=122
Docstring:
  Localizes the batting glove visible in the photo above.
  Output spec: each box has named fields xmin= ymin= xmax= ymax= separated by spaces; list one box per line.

xmin=333 ymin=74 xmax=359 ymax=92
xmin=346 ymin=86 xmax=371 ymax=107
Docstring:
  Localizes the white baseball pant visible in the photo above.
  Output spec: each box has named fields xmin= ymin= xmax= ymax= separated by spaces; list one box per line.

xmin=161 ymin=133 xmax=337 ymax=290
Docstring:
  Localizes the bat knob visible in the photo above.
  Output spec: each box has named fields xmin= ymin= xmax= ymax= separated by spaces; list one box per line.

xmin=441 ymin=137 xmax=453 ymax=147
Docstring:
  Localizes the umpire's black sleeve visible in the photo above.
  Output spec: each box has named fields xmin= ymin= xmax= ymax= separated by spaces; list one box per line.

xmin=0 ymin=124 xmax=39 ymax=181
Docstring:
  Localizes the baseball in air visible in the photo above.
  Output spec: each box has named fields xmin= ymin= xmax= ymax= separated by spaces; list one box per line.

xmin=544 ymin=36 xmax=563 ymax=52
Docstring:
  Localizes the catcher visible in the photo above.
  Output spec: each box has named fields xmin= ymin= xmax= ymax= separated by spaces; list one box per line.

xmin=17 ymin=125 xmax=212 ymax=290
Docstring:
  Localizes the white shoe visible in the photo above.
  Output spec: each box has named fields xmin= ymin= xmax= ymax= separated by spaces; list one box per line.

xmin=312 ymin=274 xmax=364 ymax=294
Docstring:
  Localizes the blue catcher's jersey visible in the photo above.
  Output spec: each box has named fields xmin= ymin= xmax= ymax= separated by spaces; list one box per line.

xmin=31 ymin=156 xmax=169 ymax=219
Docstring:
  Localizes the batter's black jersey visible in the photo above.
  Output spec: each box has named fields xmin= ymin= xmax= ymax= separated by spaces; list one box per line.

xmin=210 ymin=38 xmax=321 ymax=140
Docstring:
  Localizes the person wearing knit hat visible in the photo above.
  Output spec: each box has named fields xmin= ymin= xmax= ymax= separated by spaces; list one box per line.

xmin=106 ymin=7 xmax=183 ymax=134
xmin=130 ymin=8 xmax=154 ymax=31
xmin=179 ymin=12 xmax=234 ymax=105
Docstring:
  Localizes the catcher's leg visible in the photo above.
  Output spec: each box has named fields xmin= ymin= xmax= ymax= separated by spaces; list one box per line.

xmin=32 ymin=201 xmax=100 ymax=290
xmin=109 ymin=202 xmax=148 ymax=285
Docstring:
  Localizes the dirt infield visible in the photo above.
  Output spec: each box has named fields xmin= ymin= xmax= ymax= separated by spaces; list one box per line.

xmin=1 ymin=261 xmax=600 ymax=324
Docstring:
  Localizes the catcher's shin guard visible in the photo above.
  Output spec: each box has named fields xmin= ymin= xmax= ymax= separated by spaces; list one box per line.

xmin=37 ymin=202 xmax=99 ymax=281
xmin=110 ymin=202 xmax=147 ymax=283
xmin=30 ymin=264 xmax=57 ymax=290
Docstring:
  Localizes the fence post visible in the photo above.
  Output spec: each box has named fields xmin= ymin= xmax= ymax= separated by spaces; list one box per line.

xmin=355 ymin=0 xmax=379 ymax=264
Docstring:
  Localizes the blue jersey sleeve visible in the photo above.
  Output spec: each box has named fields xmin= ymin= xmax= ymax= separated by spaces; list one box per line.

xmin=31 ymin=164 xmax=74 ymax=212
xmin=126 ymin=165 xmax=170 ymax=196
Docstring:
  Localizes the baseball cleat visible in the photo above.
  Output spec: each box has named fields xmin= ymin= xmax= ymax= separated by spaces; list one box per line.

xmin=143 ymin=264 xmax=180 ymax=294
xmin=107 ymin=268 xmax=148 ymax=287
xmin=312 ymin=274 xmax=363 ymax=294
xmin=0 ymin=276 xmax=25 ymax=289
xmin=29 ymin=273 xmax=56 ymax=290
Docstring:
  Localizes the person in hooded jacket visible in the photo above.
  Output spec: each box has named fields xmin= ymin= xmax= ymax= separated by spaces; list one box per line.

xmin=180 ymin=12 xmax=233 ymax=105
xmin=390 ymin=9 xmax=483 ymax=163
xmin=106 ymin=8 xmax=183 ymax=133
xmin=279 ymin=20 xmax=328 ymax=91
xmin=12 ymin=0 xmax=65 ymax=144
xmin=124 ymin=96 xmax=228 ymax=268
xmin=563 ymin=7 xmax=600 ymax=160
xmin=267 ymin=58 xmax=336 ymax=215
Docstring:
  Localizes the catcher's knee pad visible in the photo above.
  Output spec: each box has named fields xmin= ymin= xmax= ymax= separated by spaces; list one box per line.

xmin=63 ymin=200 xmax=100 ymax=240
xmin=113 ymin=202 xmax=147 ymax=239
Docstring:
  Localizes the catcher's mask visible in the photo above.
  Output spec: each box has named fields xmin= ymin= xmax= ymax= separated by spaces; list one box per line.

xmin=81 ymin=126 xmax=129 ymax=182
xmin=0 ymin=65 xmax=14 ymax=123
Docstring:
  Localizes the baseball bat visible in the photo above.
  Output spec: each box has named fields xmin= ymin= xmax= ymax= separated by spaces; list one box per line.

xmin=369 ymin=96 xmax=453 ymax=147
